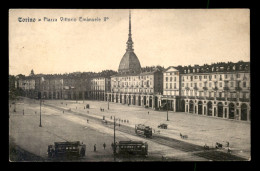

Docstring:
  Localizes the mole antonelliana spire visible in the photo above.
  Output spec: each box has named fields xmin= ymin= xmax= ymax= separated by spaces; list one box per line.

xmin=118 ymin=10 xmax=141 ymax=74
xmin=126 ymin=10 xmax=133 ymax=52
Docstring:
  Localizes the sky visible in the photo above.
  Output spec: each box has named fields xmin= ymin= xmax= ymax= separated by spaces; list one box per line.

xmin=9 ymin=9 xmax=250 ymax=76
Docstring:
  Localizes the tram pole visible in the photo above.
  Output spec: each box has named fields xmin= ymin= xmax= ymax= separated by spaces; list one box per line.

xmin=166 ymin=97 xmax=169 ymax=121
xmin=114 ymin=116 xmax=116 ymax=161
xmin=39 ymin=98 xmax=42 ymax=127
xmin=108 ymin=94 xmax=110 ymax=110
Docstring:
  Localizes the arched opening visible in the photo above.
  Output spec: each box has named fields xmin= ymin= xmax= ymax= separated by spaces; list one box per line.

xmin=229 ymin=103 xmax=235 ymax=119
xmin=189 ymin=100 xmax=194 ymax=114
xmin=124 ymin=95 xmax=126 ymax=104
xmin=155 ymin=96 xmax=158 ymax=108
xmin=198 ymin=101 xmax=203 ymax=115
xmin=79 ymin=92 xmax=82 ymax=100
xmin=217 ymin=102 xmax=223 ymax=117
xmin=149 ymin=96 xmax=152 ymax=107
xmin=120 ymin=94 xmax=122 ymax=103
xmin=128 ymin=96 xmax=131 ymax=105
xmin=133 ymin=95 xmax=136 ymax=105
xmin=207 ymin=101 xmax=212 ymax=116
xmin=116 ymin=95 xmax=118 ymax=103
xmin=241 ymin=103 xmax=248 ymax=121
xmin=180 ymin=100 xmax=185 ymax=112
xmin=138 ymin=96 xmax=141 ymax=106
xmin=143 ymin=96 xmax=147 ymax=106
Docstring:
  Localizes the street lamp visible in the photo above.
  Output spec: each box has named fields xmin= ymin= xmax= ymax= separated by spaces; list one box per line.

xmin=107 ymin=92 xmax=110 ymax=110
xmin=39 ymin=98 xmax=42 ymax=127
xmin=166 ymin=96 xmax=169 ymax=121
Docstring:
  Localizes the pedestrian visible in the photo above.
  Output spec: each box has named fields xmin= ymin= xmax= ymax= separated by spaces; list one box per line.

xmin=94 ymin=144 xmax=96 ymax=152
xmin=227 ymin=141 xmax=229 ymax=147
xmin=23 ymin=109 xmax=24 ymax=115
xmin=63 ymin=111 xmax=64 ymax=114
xmin=119 ymin=123 xmax=120 ymax=127
xmin=35 ymin=111 xmax=36 ymax=114
xmin=103 ymin=143 xmax=106 ymax=149
xmin=111 ymin=116 xmax=112 ymax=120
xmin=227 ymin=147 xmax=231 ymax=154
xmin=87 ymin=119 xmax=89 ymax=123
xmin=66 ymin=103 xmax=67 ymax=106
xmin=148 ymin=111 xmax=149 ymax=115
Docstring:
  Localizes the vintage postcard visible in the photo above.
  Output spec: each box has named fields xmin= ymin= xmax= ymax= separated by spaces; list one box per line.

xmin=9 ymin=9 xmax=250 ymax=162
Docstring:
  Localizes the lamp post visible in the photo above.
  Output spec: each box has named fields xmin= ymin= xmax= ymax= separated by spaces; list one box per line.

xmin=39 ymin=98 xmax=42 ymax=127
xmin=113 ymin=116 xmax=115 ymax=161
xmin=166 ymin=96 xmax=169 ymax=121
xmin=108 ymin=92 xmax=110 ymax=110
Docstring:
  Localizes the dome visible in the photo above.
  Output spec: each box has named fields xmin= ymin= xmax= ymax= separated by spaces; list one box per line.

xmin=118 ymin=51 xmax=141 ymax=74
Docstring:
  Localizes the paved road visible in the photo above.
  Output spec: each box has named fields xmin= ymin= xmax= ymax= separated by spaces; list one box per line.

xmin=44 ymin=102 xmax=247 ymax=161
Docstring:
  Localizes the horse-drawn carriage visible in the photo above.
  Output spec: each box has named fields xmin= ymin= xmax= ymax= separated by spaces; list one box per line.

xmin=215 ymin=142 xmax=223 ymax=149
xmin=158 ymin=123 xmax=168 ymax=129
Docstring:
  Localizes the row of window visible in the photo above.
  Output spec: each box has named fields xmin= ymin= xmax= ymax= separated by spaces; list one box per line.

xmin=182 ymin=73 xmax=248 ymax=81
xmin=165 ymin=77 xmax=177 ymax=82
xmin=114 ymin=75 xmax=153 ymax=81
xmin=181 ymin=90 xmax=249 ymax=99
xmin=165 ymin=83 xmax=177 ymax=89
xmin=182 ymin=81 xmax=247 ymax=88
xmin=113 ymin=88 xmax=154 ymax=93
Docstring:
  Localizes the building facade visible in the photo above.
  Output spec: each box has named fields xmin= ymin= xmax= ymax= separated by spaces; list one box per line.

xmin=105 ymin=11 xmax=163 ymax=108
xmin=160 ymin=62 xmax=250 ymax=121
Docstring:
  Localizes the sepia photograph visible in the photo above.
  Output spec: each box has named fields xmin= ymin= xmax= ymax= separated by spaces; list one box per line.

xmin=9 ymin=9 xmax=250 ymax=162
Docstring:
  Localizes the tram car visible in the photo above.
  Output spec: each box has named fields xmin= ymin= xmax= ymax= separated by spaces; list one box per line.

xmin=116 ymin=141 xmax=148 ymax=156
xmin=47 ymin=141 xmax=86 ymax=159
xmin=135 ymin=124 xmax=152 ymax=138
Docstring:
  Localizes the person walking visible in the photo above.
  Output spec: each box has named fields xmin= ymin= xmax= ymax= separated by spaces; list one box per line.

xmin=94 ymin=144 xmax=96 ymax=152
xmin=148 ymin=111 xmax=149 ymax=115
xmin=103 ymin=143 xmax=106 ymax=149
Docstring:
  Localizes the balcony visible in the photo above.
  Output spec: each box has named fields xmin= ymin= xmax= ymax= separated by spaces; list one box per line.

xmin=193 ymin=86 xmax=199 ymax=91
xmin=203 ymin=87 xmax=208 ymax=91
xmin=239 ymin=98 xmax=250 ymax=102
xmin=185 ymin=87 xmax=190 ymax=90
xmin=227 ymin=98 xmax=237 ymax=101
xmin=216 ymin=97 xmax=226 ymax=101
xmin=213 ymin=87 xmax=218 ymax=91
xmin=235 ymin=87 xmax=242 ymax=91
xmin=223 ymin=86 xmax=229 ymax=91
xmin=197 ymin=96 xmax=204 ymax=100
xmin=206 ymin=97 xmax=214 ymax=100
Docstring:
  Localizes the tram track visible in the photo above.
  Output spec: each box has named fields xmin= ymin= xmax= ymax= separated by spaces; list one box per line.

xmin=43 ymin=103 xmax=247 ymax=161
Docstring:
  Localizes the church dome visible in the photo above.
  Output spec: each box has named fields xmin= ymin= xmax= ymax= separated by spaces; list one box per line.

xmin=118 ymin=51 xmax=141 ymax=74
xmin=118 ymin=10 xmax=141 ymax=74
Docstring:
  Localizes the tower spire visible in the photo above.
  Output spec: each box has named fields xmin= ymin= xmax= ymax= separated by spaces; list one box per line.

xmin=126 ymin=10 xmax=134 ymax=52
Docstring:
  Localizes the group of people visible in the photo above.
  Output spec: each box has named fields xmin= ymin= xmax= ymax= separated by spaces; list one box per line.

xmin=100 ymin=108 xmax=105 ymax=112
xmin=93 ymin=143 xmax=107 ymax=152
xmin=109 ymin=116 xmax=129 ymax=124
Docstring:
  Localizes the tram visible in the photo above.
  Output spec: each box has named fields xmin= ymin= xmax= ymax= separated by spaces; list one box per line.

xmin=47 ymin=141 xmax=86 ymax=159
xmin=116 ymin=141 xmax=148 ymax=156
xmin=135 ymin=124 xmax=152 ymax=138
